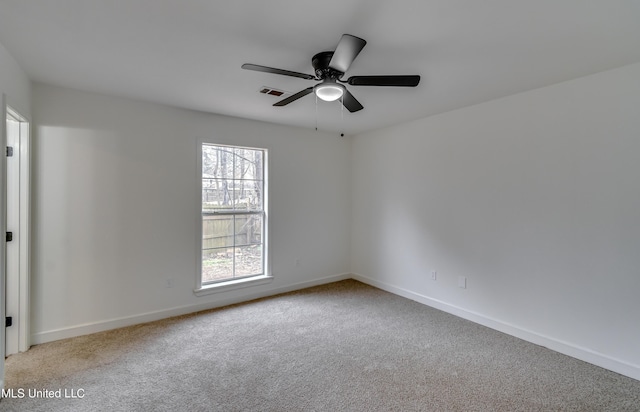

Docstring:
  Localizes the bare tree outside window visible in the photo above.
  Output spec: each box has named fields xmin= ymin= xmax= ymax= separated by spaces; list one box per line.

xmin=201 ymin=144 xmax=265 ymax=283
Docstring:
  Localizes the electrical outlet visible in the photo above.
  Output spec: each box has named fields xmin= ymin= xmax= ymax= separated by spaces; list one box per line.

xmin=458 ymin=276 xmax=467 ymax=289
xmin=431 ymin=270 xmax=437 ymax=280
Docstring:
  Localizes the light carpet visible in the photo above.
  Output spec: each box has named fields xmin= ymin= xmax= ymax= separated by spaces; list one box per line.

xmin=2 ymin=280 xmax=639 ymax=411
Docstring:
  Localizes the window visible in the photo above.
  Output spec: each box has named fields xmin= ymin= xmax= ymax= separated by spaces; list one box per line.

xmin=198 ymin=143 xmax=268 ymax=292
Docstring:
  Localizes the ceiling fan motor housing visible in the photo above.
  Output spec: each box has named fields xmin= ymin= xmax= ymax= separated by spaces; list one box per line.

xmin=312 ymin=51 xmax=343 ymax=80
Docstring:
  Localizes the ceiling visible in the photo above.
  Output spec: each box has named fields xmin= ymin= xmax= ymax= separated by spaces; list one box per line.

xmin=1 ymin=0 xmax=639 ymax=135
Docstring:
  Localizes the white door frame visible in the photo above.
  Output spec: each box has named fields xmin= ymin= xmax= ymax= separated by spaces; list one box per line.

xmin=3 ymin=98 xmax=31 ymax=358
xmin=1 ymin=93 xmax=6 ymax=388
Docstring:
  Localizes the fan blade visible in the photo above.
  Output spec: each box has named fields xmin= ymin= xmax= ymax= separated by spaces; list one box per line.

xmin=342 ymin=89 xmax=364 ymax=113
xmin=273 ymin=87 xmax=314 ymax=106
xmin=329 ymin=34 xmax=366 ymax=73
xmin=242 ymin=63 xmax=315 ymax=80
xmin=347 ymin=75 xmax=421 ymax=87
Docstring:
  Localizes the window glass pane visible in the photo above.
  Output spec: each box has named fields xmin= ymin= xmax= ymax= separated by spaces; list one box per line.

xmin=203 ymin=178 xmax=235 ymax=212
xmin=233 ymin=147 xmax=245 ymax=181
xmin=202 ymin=248 xmax=233 ymax=283
xmin=203 ymin=215 xmax=234 ymax=249
xmin=234 ymin=214 xmax=262 ymax=247
xmin=230 ymin=179 xmax=243 ymax=210
xmin=235 ymin=245 xmax=263 ymax=278
xmin=234 ymin=179 xmax=262 ymax=211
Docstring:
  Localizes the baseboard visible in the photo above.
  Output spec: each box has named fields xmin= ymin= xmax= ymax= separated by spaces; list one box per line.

xmin=31 ymin=273 xmax=351 ymax=345
xmin=351 ymin=272 xmax=640 ymax=382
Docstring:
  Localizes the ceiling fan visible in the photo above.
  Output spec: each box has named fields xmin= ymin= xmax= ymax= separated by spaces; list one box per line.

xmin=242 ymin=34 xmax=420 ymax=113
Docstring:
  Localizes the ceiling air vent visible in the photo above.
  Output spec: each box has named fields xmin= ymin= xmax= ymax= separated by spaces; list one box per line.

xmin=259 ymin=86 xmax=287 ymax=97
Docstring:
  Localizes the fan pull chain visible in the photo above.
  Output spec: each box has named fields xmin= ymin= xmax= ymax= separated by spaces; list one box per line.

xmin=340 ymin=94 xmax=344 ymax=136
xmin=315 ymin=93 xmax=318 ymax=131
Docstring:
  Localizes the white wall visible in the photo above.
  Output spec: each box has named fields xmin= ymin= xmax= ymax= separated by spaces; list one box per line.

xmin=0 ymin=41 xmax=31 ymax=116
xmin=351 ymin=63 xmax=640 ymax=380
xmin=31 ymin=83 xmax=351 ymax=342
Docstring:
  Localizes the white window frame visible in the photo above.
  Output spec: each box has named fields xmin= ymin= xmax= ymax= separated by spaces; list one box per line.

xmin=195 ymin=141 xmax=271 ymax=296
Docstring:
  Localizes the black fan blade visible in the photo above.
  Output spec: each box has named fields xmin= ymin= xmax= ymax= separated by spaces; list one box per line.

xmin=329 ymin=34 xmax=367 ymax=73
xmin=342 ymin=89 xmax=364 ymax=113
xmin=273 ymin=87 xmax=314 ymax=106
xmin=347 ymin=75 xmax=421 ymax=87
xmin=242 ymin=63 xmax=315 ymax=80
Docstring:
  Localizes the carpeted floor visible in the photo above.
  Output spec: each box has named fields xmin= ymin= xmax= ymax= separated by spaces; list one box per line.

xmin=2 ymin=280 xmax=640 ymax=411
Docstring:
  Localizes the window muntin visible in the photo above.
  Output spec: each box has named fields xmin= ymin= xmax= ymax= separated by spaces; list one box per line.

xmin=201 ymin=144 xmax=265 ymax=285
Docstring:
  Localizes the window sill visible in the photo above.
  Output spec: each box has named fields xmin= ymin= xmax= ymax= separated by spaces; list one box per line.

xmin=194 ymin=275 xmax=274 ymax=297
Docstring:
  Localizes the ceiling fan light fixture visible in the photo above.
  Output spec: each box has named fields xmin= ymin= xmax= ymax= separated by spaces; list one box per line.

xmin=314 ymin=83 xmax=344 ymax=102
